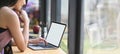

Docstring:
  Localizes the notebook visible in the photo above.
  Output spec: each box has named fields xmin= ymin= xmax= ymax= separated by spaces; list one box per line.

xmin=28 ymin=21 xmax=66 ymax=50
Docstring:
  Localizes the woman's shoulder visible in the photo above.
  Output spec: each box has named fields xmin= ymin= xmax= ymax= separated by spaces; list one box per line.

xmin=0 ymin=6 xmax=17 ymax=16
xmin=0 ymin=6 xmax=12 ymax=13
xmin=0 ymin=6 xmax=19 ymax=23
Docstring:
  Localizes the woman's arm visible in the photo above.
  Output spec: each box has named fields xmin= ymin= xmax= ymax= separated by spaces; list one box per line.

xmin=20 ymin=10 xmax=30 ymax=46
xmin=12 ymin=37 xmax=46 ymax=45
xmin=10 ymin=10 xmax=46 ymax=46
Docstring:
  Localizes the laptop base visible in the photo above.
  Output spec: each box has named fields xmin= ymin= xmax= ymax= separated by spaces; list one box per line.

xmin=28 ymin=43 xmax=57 ymax=50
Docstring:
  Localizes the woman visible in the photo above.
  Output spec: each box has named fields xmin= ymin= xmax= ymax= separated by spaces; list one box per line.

xmin=0 ymin=0 xmax=45 ymax=54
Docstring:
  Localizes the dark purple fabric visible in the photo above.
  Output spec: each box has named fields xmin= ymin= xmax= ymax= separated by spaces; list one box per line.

xmin=0 ymin=30 xmax=12 ymax=53
xmin=0 ymin=49 xmax=4 ymax=54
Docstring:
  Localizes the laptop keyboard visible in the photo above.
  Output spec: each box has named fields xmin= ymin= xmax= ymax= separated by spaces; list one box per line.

xmin=30 ymin=43 xmax=56 ymax=48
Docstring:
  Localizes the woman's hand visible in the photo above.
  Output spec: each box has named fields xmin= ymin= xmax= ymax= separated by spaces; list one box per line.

xmin=29 ymin=37 xmax=47 ymax=45
xmin=13 ymin=9 xmax=30 ymax=24
xmin=19 ymin=10 xmax=30 ymax=25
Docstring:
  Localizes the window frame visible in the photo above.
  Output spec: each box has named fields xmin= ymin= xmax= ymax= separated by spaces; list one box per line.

xmin=51 ymin=0 xmax=61 ymax=22
xmin=41 ymin=0 xmax=83 ymax=54
xmin=68 ymin=0 xmax=83 ymax=54
xmin=39 ymin=0 xmax=47 ymax=38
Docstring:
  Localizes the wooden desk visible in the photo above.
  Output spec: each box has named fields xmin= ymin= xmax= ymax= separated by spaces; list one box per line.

xmin=12 ymin=46 xmax=66 ymax=54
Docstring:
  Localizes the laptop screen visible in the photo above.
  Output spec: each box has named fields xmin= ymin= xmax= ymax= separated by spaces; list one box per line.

xmin=46 ymin=22 xmax=66 ymax=47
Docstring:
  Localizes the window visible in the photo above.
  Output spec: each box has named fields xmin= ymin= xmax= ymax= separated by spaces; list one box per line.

xmin=25 ymin=0 xmax=69 ymax=53
xmin=46 ymin=0 xmax=69 ymax=53
xmin=84 ymin=0 xmax=120 ymax=54
xmin=24 ymin=0 xmax=40 ymax=29
xmin=68 ymin=0 xmax=82 ymax=54
xmin=61 ymin=0 xmax=69 ymax=53
xmin=46 ymin=0 xmax=51 ymax=30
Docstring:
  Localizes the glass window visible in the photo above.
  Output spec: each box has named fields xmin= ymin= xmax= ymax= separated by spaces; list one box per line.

xmin=23 ymin=0 xmax=41 ymax=35
xmin=46 ymin=0 xmax=69 ymax=53
xmin=25 ymin=0 xmax=40 ymax=29
xmin=84 ymin=0 xmax=120 ymax=54
xmin=61 ymin=0 xmax=69 ymax=53
xmin=46 ymin=0 xmax=51 ymax=30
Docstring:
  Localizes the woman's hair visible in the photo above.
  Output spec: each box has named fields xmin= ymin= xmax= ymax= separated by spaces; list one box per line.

xmin=0 ymin=0 xmax=18 ymax=8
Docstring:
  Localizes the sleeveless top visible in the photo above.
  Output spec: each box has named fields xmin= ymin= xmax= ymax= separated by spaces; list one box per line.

xmin=0 ymin=8 xmax=23 ymax=54
xmin=0 ymin=28 xmax=13 ymax=54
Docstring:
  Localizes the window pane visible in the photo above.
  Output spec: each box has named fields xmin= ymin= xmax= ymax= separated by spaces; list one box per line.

xmin=25 ymin=0 xmax=40 ymax=29
xmin=46 ymin=0 xmax=68 ymax=53
xmin=84 ymin=0 xmax=120 ymax=54
xmin=61 ymin=0 xmax=69 ymax=53
xmin=46 ymin=0 xmax=51 ymax=31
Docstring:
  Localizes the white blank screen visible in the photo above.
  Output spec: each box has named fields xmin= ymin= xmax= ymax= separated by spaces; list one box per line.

xmin=46 ymin=23 xmax=65 ymax=46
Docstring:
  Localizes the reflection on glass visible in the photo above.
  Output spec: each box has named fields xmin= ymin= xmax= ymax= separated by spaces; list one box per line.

xmin=25 ymin=0 xmax=40 ymax=29
xmin=84 ymin=0 xmax=120 ymax=54
xmin=60 ymin=0 xmax=68 ymax=53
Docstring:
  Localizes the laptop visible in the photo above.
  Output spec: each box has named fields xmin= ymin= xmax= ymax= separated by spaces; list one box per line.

xmin=28 ymin=21 xmax=66 ymax=50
